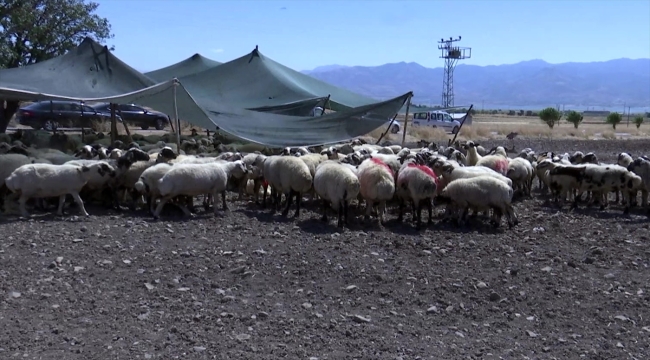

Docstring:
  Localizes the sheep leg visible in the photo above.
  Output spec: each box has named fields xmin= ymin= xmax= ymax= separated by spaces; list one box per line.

xmin=321 ymin=199 xmax=328 ymax=222
xmin=343 ymin=200 xmax=350 ymax=227
xmin=128 ymin=189 xmax=139 ymax=211
xmin=426 ymin=198 xmax=433 ymax=224
xmin=364 ymin=199 xmax=374 ymax=222
xmin=397 ymin=200 xmax=404 ymax=222
xmin=378 ymin=201 xmax=387 ymax=225
xmin=221 ymin=190 xmax=229 ymax=212
xmin=337 ymin=201 xmax=344 ymax=228
xmin=641 ymin=189 xmax=648 ymax=207
xmin=415 ymin=201 xmax=423 ymax=230
xmin=294 ymin=191 xmax=302 ymax=218
xmin=56 ymin=195 xmax=67 ymax=216
xmin=281 ymin=191 xmax=294 ymax=217
xmin=18 ymin=195 xmax=30 ymax=217
xmin=70 ymin=192 xmax=89 ymax=217
xmin=410 ymin=200 xmax=417 ymax=223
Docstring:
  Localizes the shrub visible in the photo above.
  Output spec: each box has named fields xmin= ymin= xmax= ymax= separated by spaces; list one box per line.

xmin=634 ymin=115 xmax=644 ymax=129
xmin=606 ymin=112 xmax=622 ymax=129
xmin=539 ymin=107 xmax=562 ymax=129
xmin=565 ymin=110 xmax=584 ymax=129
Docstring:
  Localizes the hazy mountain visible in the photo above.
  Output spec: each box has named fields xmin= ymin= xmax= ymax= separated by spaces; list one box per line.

xmin=301 ymin=58 xmax=650 ymax=107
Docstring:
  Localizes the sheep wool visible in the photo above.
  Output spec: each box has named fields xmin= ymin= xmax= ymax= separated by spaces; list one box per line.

xmin=154 ymin=160 xmax=248 ymax=218
xmin=358 ymin=157 xmax=396 ymax=223
xmin=5 ymin=162 xmax=114 ymax=217
xmin=313 ymin=161 xmax=360 ymax=227
xmin=396 ymin=162 xmax=439 ymax=228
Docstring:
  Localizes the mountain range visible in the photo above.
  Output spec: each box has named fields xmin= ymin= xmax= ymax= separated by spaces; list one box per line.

xmin=302 ymin=58 xmax=650 ymax=108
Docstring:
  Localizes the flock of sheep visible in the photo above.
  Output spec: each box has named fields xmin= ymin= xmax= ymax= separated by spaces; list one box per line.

xmin=1 ymin=134 xmax=649 ymax=230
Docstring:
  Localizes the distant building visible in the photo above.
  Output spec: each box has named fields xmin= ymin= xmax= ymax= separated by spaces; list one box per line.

xmin=451 ymin=113 xmax=473 ymax=125
xmin=583 ymin=110 xmax=611 ymax=116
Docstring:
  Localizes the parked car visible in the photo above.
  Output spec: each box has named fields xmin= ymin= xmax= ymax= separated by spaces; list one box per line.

xmin=411 ymin=110 xmax=461 ymax=134
xmin=92 ymin=103 xmax=170 ymax=130
xmin=15 ymin=100 xmax=119 ymax=131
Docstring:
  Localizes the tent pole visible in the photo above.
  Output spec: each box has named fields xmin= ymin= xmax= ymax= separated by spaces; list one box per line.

xmin=447 ymin=104 xmax=473 ymax=147
xmin=321 ymin=95 xmax=330 ymax=116
xmin=375 ymin=113 xmax=398 ymax=145
xmin=116 ymin=106 xmax=133 ymax=143
xmin=400 ymin=94 xmax=413 ymax=147
xmin=110 ymin=103 xmax=117 ymax=144
xmin=173 ymin=79 xmax=181 ymax=155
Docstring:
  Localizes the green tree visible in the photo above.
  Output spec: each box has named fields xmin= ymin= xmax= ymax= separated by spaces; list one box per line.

xmin=633 ymin=115 xmax=644 ymax=129
xmin=539 ymin=107 xmax=562 ymax=129
xmin=565 ymin=110 xmax=584 ymax=129
xmin=0 ymin=0 xmax=113 ymax=133
xmin=606 ymin=112 xmax=622 ymax=129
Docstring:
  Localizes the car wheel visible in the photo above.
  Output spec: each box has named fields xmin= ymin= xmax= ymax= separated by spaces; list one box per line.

xmin=42 ymin=119 xmax=58 ymax=131
xmin=154 ymin=118 xmax=166 ymax=130
xmin=452 ymin=126 xmax=459 ymax=134
xmin=141 ymin=125 xmax=150 ymax=130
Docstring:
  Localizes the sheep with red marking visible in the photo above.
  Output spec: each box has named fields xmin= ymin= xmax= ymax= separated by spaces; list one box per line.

xmin=358 ymin=157 xmax=395 ymax=224
xmin=476 ymin=146 xmax=510 ymax=176
xmin=396 ymin=154 xmax=439 ymax=229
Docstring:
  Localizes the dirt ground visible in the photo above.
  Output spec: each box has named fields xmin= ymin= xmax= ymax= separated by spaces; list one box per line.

xmin=1 ymin=139 xmax=649 ymax=360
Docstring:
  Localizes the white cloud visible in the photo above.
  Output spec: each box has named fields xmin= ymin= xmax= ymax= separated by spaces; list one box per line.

xmin=211 ymin=48 xmax=224 ymax=54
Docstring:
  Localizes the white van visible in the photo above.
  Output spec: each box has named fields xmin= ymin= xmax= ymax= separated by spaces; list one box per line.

xmin=411 ymin=110 xmax=462 ymax=134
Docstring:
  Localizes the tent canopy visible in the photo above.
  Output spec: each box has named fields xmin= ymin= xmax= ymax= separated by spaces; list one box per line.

xmin=177 ymin=47 xmax=381 ymax=112
xmin=0 ymin=37 xmax=156 ymax=101
xmin=145 ymin=53 xmax=222 ymax=82
xmin=0 ymin=38 xmax=413 ymax=148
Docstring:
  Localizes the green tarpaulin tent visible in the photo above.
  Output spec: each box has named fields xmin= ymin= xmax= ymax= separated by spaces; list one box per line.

xmin=145 ymin=54 xmax=222 ymax=82
xmin=0 ymin=38 xmax=412 ymax=147
xmin=177 ymin=46 xmax=381 ymax=112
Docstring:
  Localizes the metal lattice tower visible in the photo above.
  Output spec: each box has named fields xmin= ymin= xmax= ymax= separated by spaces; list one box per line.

xmin=438 ymin=36 xmax=471 ymax=108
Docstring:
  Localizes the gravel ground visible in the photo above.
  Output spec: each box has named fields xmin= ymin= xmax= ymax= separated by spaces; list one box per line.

xmin=1 ymin=139 xmax=650 ymax=360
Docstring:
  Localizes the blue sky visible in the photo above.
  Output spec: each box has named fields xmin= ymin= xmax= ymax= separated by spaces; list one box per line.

xmin=96 ymin=0 xmax=650 ymax=73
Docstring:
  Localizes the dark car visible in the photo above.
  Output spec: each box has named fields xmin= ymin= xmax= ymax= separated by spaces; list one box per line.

xmin=15 ymin=100 xmax=119 ymax=131
xmin=92 ymin=103 xmax=170 ymax=130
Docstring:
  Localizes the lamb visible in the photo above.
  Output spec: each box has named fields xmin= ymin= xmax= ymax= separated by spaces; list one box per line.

xmin=154 ymin=160 xmax=248 ymax=218
xmin=438 ymin=175 xmax=518 ymax=228
xmin=357 ymin=157 xmax=396 ymax=224
xmin=395 ymin=155 xmax=438 ymax=229
xmin=5 ymin=162 xmax=115 ymax=217
xmin=134 ymin=162 xmax=174 ymax=214
xmin=313 ymin=160 xmax=361 ymax=227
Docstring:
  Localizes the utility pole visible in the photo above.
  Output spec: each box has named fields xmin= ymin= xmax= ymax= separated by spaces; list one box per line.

xmin=438 ymin=36 xmax=471 ymax=109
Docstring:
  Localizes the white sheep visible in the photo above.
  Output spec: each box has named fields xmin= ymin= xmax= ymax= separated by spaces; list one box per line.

xmin=626 ymin=157 xmax=650 ymax=210
xmin=65 ymin=159 xmax=117 ymax=191
xmin=431 ymin=159 xmax=513 ymax=188
xmin=266 ymin=155 xmax=314 ymax=217
xmin=5 ymin=162 xmax=114 ymax=217
xmin=396 ymin=157 xmax=439 ymax=229
xmin=439 ymin=175 xmax=518 ymax=228
xmin=357 ymin=157 xmax=395 ymax=224
xmin=462 ymin=140 xmax=483 ymax=166
xmin=475 ymin=147 xmax=510 ymax=175
xmin=154 ymin=160 xmax=248 ymax=218
xmin=506 ymin=157 xmax=534 ymax=196
xmin=313 ymin=160 xmax=360 ymax=227
xmin=134 ymin=162 xmax=174 ymax=214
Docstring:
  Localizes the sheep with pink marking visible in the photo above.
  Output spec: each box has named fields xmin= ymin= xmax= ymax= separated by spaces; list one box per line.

xmin=358 ymin=157 xmax=395 ymax=224
xmin=396 ymin=154 xmax=439 ymax=229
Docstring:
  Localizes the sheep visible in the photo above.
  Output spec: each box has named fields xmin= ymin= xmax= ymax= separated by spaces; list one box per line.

xmin=506 ymin=157 xmax=534 ymax=196
xmin=536 ymin=160 xmax=584 ymax=205
xmin=154 ymin=160 xmax=248 ymax=218
xmin=134 ymin=162 xmax=174 ymax=214
xmin=462 ymin=140 xmax=485 ymax=166
xmin=438 ymin=175 xmax=518 ymax=228
xmin=574 ymin=164 xmax=642 ymax=213
xmin=431 ymin=159 xmax=513 ymax=188
xmin=313 ymin=160 xmax=360 ymax=227
xmin=396 ymin=154 xmax=438 ymax=229
xmin=5 ymin=162 xmax=115 ymax=217
xmin=367 ymin=153 xmax=401 ymax=179
xmin=265 ymin=155 xmax=314 ymax=217
xmin=65 ymin=160 xmax=117 ymax=191
xmin=320 ymin=146 xmax=345 ymax=161
xmin=73 ymin=145 xmax=98 ymax=159
xmin=239 ymin=152 xmax=267 ymax=202
xmin=626 ymin=158 xmax=650 ymax=211
xmin=357 ymin=157 xmax=396 ymax=224
xmin=0 ymin=154 xmax=36 ymax=211
xmin=109 ymin=149 xmax=157 ymax=210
